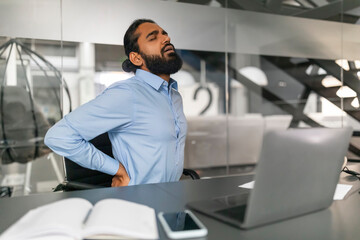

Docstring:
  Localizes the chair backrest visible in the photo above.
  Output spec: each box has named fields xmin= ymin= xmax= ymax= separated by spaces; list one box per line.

xmin=64 ymin=132 xmax=113 ymax=187
xmin=0 ymin=86 xmax=51 ymax=164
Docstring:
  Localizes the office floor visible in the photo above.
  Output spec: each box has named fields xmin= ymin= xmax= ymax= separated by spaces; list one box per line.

xmin=0 ymin=154 xmax=65 ymax=197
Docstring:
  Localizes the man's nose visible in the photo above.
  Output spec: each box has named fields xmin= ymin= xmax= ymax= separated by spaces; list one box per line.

xmin=162 ymin=34 xmax=171 ymax=44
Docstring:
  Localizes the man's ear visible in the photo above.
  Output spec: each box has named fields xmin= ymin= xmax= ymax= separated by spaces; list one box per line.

xmin=129 ymin=52 xmax=143 ymax=67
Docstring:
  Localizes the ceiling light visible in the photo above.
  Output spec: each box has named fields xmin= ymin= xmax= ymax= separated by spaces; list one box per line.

xmin=318 ymin=67 xmax=327 ymax=75
xmin=321 ymin=75 xmax=342 ymax=88
xmin=351 ymin=97 xmax=360 ymax=108
xmin=355 ymin=60 xmax=360 ymax=69
xmin=305 ymin=65 xmax=313 ymax=75
xmin=305 ymin=65 xmax=327 ymax=76
xmin=239 ymin=66 xmax=268 ymax=86
xmin=283 ymin=0 xmax=301 ymax=7
xmin=335 ymin=59 xmax=350 ymax=71
xmin=208 ymin=0 xmax=221 ymax=7
xmin=336 ymin=86 xmax=357 ymax=98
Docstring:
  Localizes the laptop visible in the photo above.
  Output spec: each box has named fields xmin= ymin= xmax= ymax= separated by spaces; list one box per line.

xmin=187 ymin=127 xmax=353 ymax=229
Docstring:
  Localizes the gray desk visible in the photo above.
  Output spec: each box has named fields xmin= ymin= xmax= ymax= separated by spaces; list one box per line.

xmin=0 ymin=164 xmax=360 ymax=240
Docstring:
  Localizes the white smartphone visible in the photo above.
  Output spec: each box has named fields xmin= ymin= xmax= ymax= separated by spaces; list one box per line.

xmin=158 ymin=210 xmax=208 ymax=239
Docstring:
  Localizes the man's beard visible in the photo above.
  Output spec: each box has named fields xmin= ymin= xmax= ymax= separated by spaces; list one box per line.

xmin=139 ymin=44 xmax=183 ymax=75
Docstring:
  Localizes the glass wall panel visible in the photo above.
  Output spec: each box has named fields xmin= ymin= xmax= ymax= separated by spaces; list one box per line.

xmin=219 ymin=0 xmax=360 ymax=24
xmin=224 ymin=0 xmax=354 ymax=175
xmin=3 ymin=0 xmax=358 ymax=196
xmin=0 ymin=0 xmax=64 ymax=196
xmin=341 ymin=2 xmax=360 ymax=163
xmin=177 ymin=50 xmax=227 ymax=176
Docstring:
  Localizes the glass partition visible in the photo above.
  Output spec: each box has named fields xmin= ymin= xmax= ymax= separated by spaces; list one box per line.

xmin=0 ymin=0 xmax=64 ymax=196
xmin=224 ymin=0 xmax=348 ymax=176
xmin=2 ymin=0 xmax=360 ymax=196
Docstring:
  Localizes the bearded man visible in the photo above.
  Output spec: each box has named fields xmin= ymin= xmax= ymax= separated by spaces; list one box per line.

xmin=45 ymin=19 xmax=187 ymax=187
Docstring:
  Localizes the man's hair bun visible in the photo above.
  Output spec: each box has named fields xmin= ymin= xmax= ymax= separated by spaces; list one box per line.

xmin=122 ymin=59 xmax=137 ymax=73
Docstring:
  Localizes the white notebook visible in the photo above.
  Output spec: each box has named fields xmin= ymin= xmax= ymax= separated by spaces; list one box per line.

xmin=0 ymin=198 xmax=159 ymax=240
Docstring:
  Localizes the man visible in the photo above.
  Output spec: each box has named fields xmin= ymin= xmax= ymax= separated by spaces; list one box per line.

xmin=45 ymin=19 xmax=187 ymax=187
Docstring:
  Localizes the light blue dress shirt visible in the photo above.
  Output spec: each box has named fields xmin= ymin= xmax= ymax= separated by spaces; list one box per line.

xmin=45 ymin=69 xmax=187 ymax=185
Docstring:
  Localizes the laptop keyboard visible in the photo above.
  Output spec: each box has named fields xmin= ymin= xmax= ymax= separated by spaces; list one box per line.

xmin=187 ymin=190 xmax=250 ymax=226
xmin=215 ymin=204 xmax=247 ymax=223
xmin=212 ymin=192 xmax=249 ymax=223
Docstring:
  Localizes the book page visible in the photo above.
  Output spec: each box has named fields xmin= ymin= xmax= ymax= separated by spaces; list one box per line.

xmin=83 ymin=199 xmax=158 ymax=239
xmin=0 ymin=198 xmax=93 ymax=240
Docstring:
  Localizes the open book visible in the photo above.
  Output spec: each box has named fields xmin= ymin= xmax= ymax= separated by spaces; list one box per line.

xmin=0 ymin=198 xmax=159 ymax=240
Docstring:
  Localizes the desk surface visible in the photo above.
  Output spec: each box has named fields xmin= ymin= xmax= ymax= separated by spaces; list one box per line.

xmin=1 ymin=163 xmax=360 ymax=240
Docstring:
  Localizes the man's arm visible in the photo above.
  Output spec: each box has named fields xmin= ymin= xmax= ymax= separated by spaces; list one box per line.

xmin=44 ymin=84 xmax=134 ymax=177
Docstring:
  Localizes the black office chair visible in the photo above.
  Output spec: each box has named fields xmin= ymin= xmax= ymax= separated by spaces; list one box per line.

xmin=54 ymin=132 xmax=200 ymax=191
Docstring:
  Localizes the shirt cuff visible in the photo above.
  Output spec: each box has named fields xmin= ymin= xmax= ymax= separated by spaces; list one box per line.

xmin=99 ymin=156 xmax=119 ymax=176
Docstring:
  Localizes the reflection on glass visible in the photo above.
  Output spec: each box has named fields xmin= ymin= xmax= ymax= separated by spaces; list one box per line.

xmin=175 ymin=0 xmax=360 ymax=24
xmin=162 ymin=212 xmax=201 ymax=231
xmin=0 ymin=37 xmax=70 ymax=196
xmin=227 ymin=52 xmax=360 ymax=170
xmin=171 ymin=50 xmax=227 ymax=173
xmin=172 ymin=0 xmax=224 ymax=8
xmin=1 ymin=0 xmax=358 ymax=195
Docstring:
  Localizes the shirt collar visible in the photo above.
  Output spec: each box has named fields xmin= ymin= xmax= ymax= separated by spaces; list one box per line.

xmin=169 ymin=78 xmax=178 ymax=91
xmin=135 ymin=69 xmax=178 ymax=91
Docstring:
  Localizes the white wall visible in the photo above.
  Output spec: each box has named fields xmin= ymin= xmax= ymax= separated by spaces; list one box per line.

xmin=1 ymin=0 xmax=359 ymax=60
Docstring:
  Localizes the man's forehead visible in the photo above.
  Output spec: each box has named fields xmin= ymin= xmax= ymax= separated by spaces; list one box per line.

xmin=135 ymin=22 xmax=164 ymax=37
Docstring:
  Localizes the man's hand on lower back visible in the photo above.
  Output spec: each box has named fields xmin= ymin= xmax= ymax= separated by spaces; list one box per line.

xmin=111 ymin=163 xmax=130 ymax=187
